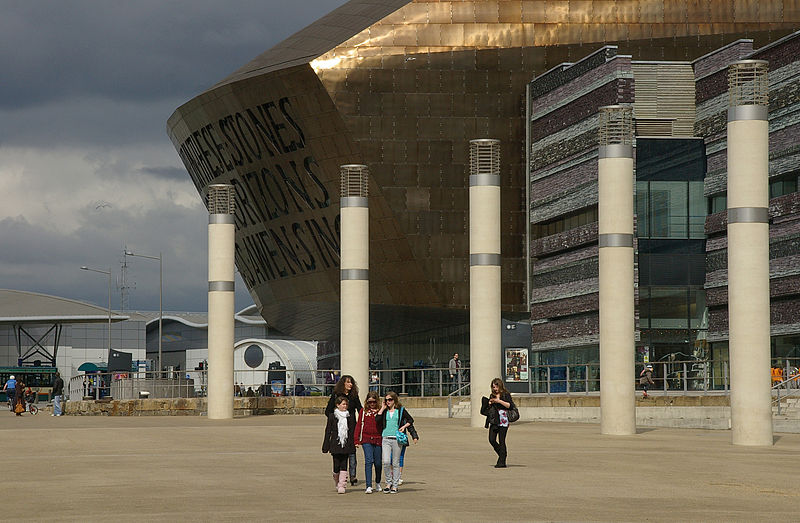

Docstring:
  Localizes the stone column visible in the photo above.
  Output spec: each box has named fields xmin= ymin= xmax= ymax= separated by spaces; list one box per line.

xmin=340 ymin=165 xmax=369 ymax=401
xmin=597 ymin=105 xmax=636 ymax=436
xmin=469 ymin=139 xmax=502 ymax=428
xmin=727 ymin=60 xmax=773 ymax=446
xmin=207 ymin=184 xmax=235 ymax=420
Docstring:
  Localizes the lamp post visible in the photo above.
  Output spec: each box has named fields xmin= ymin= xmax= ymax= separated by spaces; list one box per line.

xmin=125 ymin=250 xmax=163 ymax=376
xmin=80 ymin=266 xmax=112 ymax=354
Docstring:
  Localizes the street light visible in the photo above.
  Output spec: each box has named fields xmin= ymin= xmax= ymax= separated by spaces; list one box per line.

xmin=125 ymin=250 xmax=162 ymax=376
xmin=80 ymin=266 xmax=112 ymax=354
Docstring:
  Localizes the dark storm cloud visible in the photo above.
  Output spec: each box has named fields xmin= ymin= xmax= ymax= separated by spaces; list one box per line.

xmin=0 ymin=0 xmax=349 ymax=313
xmin=0 ymin=0 xmax=349 ymax=146
xmin=0 ymin=0 xmax=349 ymax=108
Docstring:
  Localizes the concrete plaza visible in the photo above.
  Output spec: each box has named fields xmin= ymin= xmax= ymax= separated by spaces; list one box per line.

xmin=4 ymin=413 xmax=798 ymax=522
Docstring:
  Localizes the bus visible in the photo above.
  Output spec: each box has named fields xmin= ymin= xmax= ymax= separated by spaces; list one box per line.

xmin=0 ymin=367 xmax=58 ymax=403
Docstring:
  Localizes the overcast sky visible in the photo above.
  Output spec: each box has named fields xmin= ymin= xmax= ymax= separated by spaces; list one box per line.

xmin=0 ymin=0 xmax=349 ymax=313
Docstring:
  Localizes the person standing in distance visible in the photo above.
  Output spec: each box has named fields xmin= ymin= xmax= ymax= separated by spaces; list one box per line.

xmin=481 ymin=378 xmax=514 ymax=468
xmin=51 ymin=372 xmax=65 ymax=416
xmin=448 ymin=353 xmax=461 ymax=394
xmin=325 ymin=375 xmax=362 ymax=485
xmin=639 ymin=364 xmax=655 ymax=399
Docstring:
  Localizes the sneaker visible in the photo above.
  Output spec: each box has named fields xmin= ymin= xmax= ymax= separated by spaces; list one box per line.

xmin=390 ymin=487 xmax=398 ymax=494
xmin=350 ymin=477 xmax=358 ymax=486
xmin=398 ymin=478 xmax=403 ymax=485
xmin=382 ymin=487 xmax=391 ymax=494
xmin=365 ymin=486 xmax=373 ymax=494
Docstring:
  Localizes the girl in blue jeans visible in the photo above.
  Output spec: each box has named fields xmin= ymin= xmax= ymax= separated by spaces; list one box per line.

xmin=375 ymin=391 xmax=414 ymax=493
xmin=354 ymin=390 xmax=383 ymax=493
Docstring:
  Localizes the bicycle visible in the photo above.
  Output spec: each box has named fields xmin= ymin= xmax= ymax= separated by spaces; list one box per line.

xmin=24 ymin=393 xmax=38 ymax=415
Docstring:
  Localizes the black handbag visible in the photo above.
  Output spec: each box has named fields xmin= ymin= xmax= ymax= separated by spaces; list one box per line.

xmin=507 ymin=402 xmax=520 ymax=423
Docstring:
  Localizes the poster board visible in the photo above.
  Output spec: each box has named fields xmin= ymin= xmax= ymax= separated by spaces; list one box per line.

xmin=505 ymin=348 xmax=528 ymax=382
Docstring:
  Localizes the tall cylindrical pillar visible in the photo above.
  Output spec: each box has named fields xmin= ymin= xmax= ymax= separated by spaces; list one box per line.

xmin=597 ymin=105 xmax=636 ymax=436
xmin=340 ymin=165 xmax=369 ymax=402
xmin=469 ymin=139 xmax=502 ymax=428
xmin=207 ymin=184 xmax=236 ymax=419
xmin=727 ymin=60 xmax=773 ymax=446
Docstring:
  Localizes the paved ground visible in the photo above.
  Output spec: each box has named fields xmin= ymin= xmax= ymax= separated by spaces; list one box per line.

xmin=3 ymin=412 xmax=799 ymax=522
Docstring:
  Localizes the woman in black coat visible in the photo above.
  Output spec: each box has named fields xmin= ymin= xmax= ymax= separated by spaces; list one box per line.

xmin=324 ymin=375 xmax=362 ymax=485
xmin=322 ymin=395 xmax=356 ymax=493
xmin=480 ymin=378 xmax=514 ymax=468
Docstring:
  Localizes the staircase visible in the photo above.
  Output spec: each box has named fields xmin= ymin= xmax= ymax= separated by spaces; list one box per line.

xmin=448 ymin=400 xmax=471 ymax=418
xmin=773 ymin=394 xmax=800 ymax=433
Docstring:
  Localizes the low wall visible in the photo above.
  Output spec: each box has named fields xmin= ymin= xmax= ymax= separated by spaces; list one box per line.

xmin=64 ymin=395 xmax=732 ymax=429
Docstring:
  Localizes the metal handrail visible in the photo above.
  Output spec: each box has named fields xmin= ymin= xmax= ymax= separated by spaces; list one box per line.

xmin=447 ymin=383 xmax=471 ymax=418
xmin=771 ymin=374 xmax=800 ymax=415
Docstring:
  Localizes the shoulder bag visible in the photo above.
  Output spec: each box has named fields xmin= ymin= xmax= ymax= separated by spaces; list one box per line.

xmin=506 ymin=397 xmax=520 ymax=423
xmin=395 ymin=407 xmax=409 ymax=445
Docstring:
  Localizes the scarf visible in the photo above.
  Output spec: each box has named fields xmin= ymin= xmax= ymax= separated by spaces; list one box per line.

xmin=334 ymin=409 xmax=349 ymax=447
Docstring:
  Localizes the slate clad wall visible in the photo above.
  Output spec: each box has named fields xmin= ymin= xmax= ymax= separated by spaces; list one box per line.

xmin=696 ymin=32 xmax=800 ymax=342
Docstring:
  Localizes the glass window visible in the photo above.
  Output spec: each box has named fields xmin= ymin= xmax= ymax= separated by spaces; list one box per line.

xmin=650 ymin=182 xmax=688 ymax=239
xmin=770 ymin=177 xmax=798 ymax=199
xmin=688 ymin=181 xmax=705 ymax=239
xmin=643 ymin=287 xmax=688 ymax=328
xmin=636 ymin=181 xmax=649 ymax=237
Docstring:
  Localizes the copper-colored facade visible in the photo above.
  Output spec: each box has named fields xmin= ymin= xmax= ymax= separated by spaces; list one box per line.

xmin=167 ymin=0 xmax=798 ymax=343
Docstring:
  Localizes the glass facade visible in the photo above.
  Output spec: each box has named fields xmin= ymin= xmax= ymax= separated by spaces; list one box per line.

xmin=636 ymin=138 xmax=707 ymax=362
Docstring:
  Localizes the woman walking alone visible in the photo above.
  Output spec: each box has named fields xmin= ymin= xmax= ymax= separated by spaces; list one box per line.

xmin=480 ymin=378 xmax=514 ymax=468
xmin=354 ymin=390 xmax=383 ymax=493
xmin=375 ymin=391 xmax=413 ymax=493
xmin=322 ymin=396 xmax=356 ymax=493
xmin=325 ymin=375 xmax=362 ymax=485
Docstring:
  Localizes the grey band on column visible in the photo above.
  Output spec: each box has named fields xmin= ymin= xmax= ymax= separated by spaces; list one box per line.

xmin=598 ymin=233 xmax=634 ymax=248
xmin=208 ymin=281 xmax=235 ymax=292
xmin=341 ymin=196 xmax=368 ymax=208
xmin=598 ymin=144 xmax=633 ymax=159
xmin=209 ymin=214 xmax=235 ymax=224
xmin=728 ymin=105 xmax=768 ymax=122
xmin=470 ymin=253 xmax=501 ymax=266
xmin=728 ymin=207 xmax=769 ymax=223
xmin=341 ymin=269 xmax=369 ymax=280
xmin=469 ymin=174 xmax=501 ymax=187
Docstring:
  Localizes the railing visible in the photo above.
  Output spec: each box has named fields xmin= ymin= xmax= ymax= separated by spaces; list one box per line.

xmin=519 ymin=360 xmax=730 ymax=396
xmin=68 ymin=359 xmax=799 ymax=401
xmin=66 ymin=367 xmax=472 ymax=401
xmin=772 ymin=375 xmax=800 ymax=415
xmin=447 ymin=383 xmax=471 ymax=418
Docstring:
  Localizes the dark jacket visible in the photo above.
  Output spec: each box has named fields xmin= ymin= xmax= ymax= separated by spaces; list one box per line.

xmin=324 ymin=392 xmax=362 ymax=418
xmin=480 ymin=392 xmax=513 ymax=428
xmin=375 ymin=407 xmax=414 ymax=435
xmin=52 ymin=377 xmax=64 ymax=396
xmin=322 ymin=412 xmax=356 ymax=455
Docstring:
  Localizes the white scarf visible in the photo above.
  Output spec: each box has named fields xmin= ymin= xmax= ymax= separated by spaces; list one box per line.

xmin=334 ymin=409 xmax=349 ymax=447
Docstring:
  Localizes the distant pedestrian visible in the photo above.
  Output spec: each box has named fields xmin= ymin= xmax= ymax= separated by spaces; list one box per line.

xmin=481 ymin=378 xmax=514 ymax=468
xmin=3 ymin=375 xmax=17 ymax=411
xmin=325 ymin=375 xmax=362 ymax=486
xmin=13 ymin=380 xmax=26 ymax=416
xmin=51 ymin=372 xmax=65 ymax=416
xmin=322 ymin=395 xmax=356 ymax=494
xmin=640 ymin=364 xmax=655 ymax=398
xmin=448 ymin=353 xmax=461 ymax=394
xmin=355 ymin=390 xmax=382 ymax=493
xmin=376 ymin=391 xmax=414 ymax=493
